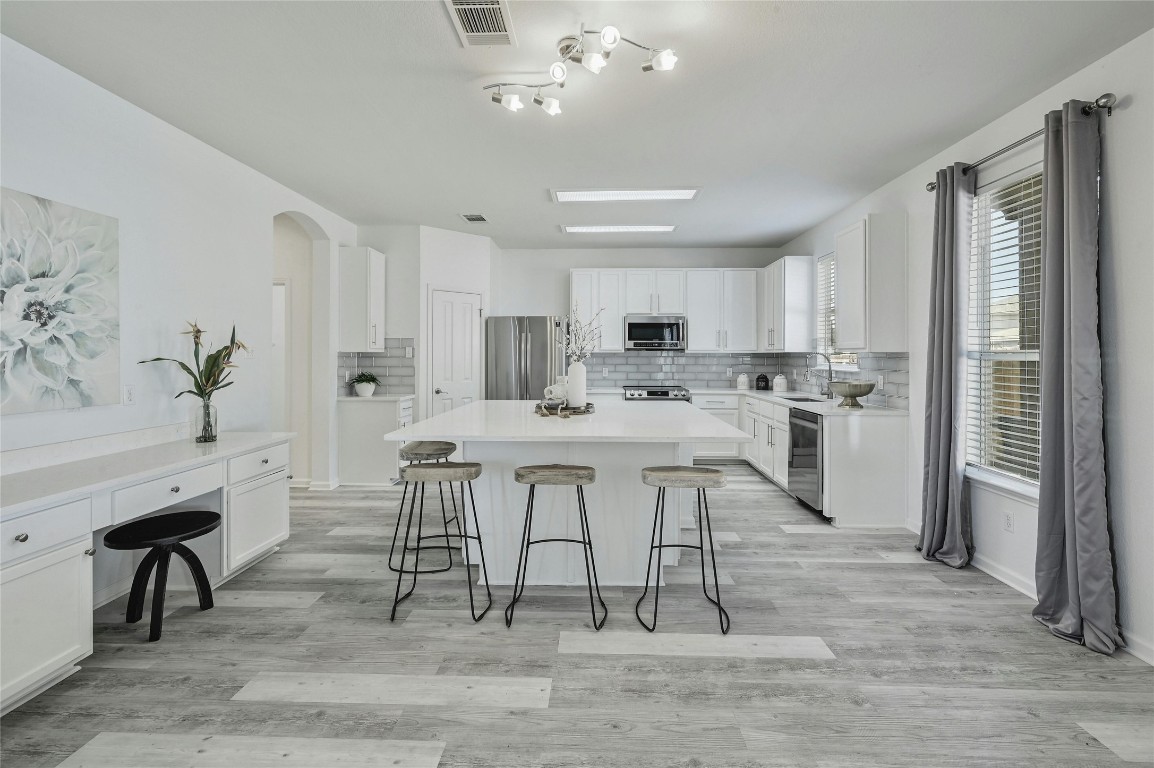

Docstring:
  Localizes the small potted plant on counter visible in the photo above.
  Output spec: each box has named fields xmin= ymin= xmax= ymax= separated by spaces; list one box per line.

xmin=352 ymin=371 xmax=381 ymax=397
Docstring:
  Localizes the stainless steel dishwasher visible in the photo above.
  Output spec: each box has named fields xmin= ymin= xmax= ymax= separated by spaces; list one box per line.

xmin=788 ymin=408 xmax=823 ymax=512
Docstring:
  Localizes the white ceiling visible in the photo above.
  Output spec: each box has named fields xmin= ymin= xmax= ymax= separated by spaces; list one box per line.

xmin=2 ymin=1 xmax=1151 ymax=249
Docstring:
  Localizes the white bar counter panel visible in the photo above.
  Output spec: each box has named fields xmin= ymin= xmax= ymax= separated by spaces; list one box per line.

xmin=383 ymin=399 xmax=750 ymax=587
xmin=0 ymin=431 xmax=293 ymax=713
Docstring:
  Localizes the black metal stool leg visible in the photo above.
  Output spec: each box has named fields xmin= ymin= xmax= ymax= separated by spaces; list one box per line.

xmin=459 ymin=480 xmax=492 ymax=622
xmin=390 ymin=481 xmax=424 ymax=621
xmin=126 ymin=547 xmax=162 ymax=624
xmin=634 ymin=486 xmax=666 ymax=632
xmin=148 ymin=547 xmax=173 ymax=642
xmin=575 ymin=486 xmax=608 ymax=631
xmin=697 ymin=488 xmax=731 ymax=635
xmin=504 ymin=484 xmax=536 ymax=627
xmin=388 ymin=480 xmax=411 ymax=571
xmin=172 ymin=543 xmax=214 ymax=610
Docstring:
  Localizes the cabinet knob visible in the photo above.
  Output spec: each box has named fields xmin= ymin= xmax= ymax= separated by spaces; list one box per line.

xmin=84 ymin=548 xmax=96 ymax=557
xmin=287 ymin=475 xmax=294 ymax=480
xmin=13 ymin=532 xmax=29 ymax=543
xmin=261 ymin=458 xmax=269 ymax=465
xmin=171 ymin=485 xmax=181 ymax=494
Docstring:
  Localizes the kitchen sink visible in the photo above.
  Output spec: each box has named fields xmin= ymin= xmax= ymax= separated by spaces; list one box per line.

xmin=779 ymin=396 xmax=823 ymax=402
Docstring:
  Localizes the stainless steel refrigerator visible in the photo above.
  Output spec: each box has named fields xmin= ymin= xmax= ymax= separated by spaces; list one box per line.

xmin=486 ymin=316 xmax=565 ymax=400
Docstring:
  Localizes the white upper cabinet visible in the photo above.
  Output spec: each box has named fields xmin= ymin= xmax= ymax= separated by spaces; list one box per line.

xmin=760 ymin=256 xmax=813 ymax=353
xmin=685 ymin=269 xmax=723 ymax=351
xmin=624 ymin=269 xmax=685 ymax=315
xmin=339 ymin=246 xmax=387 ymax=352
xmin=722 ymin=269 xmax=758 ymax=352
xmin=654 ymin=270 xmax=686 ymax=314
xmin=571 ymin=269 xmax=624 ymax=352
xmin=834 ymin=213 xmax=907 ymax=352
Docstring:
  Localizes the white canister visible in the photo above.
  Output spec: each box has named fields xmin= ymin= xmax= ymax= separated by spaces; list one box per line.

xmin=772 ymin=374 xmax=788 ymax=392
xmin=736 ymin=373 xmax=750 ymax=390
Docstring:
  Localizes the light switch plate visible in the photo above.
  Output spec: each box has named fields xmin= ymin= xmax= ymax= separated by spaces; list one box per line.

xmin=726 ymin=367 xmax=733 ymax=378
xmin=602 ymin=367 xmax=608 ymax=378
xmin=876 ymin=374 xmax=885 ymax=391
xmin=122 ymin=384 xmax=136 ymax=405
xmin=405 ymin=347 xmax=414 ymax=358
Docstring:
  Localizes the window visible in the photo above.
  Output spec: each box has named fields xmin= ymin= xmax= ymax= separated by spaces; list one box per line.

xmin=815 ymin=253 xmax=858 ymax=366
xmin=966 ymin=171 xmax=1042 ymax=482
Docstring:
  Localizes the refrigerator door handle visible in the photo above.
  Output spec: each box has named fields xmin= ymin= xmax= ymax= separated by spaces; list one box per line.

xmin=522 ymin=332 xmax=532 ymax=400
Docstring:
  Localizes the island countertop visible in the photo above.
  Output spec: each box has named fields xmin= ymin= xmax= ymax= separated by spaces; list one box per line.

xmin=382 ymin=399 xmax=752 ymax=444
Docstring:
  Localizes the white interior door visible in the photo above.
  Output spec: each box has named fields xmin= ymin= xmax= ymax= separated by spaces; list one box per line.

xmin=430 ymin=290 xmax=482 ymax=416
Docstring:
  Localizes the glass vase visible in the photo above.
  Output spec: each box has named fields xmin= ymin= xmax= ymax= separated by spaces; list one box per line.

xmin=192 ymin=401 xmax=218 ymax=443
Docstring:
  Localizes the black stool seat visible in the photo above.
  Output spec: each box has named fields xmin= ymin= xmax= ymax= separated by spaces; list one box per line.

xmin=103 ymin=510 xmax=221 ymax=642
xmin=104 ymin=510 xmax=221 ymax=550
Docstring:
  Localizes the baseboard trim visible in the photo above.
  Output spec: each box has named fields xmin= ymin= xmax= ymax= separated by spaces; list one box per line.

xmin=288 ymin=477 xmax=312 ymax=489
xmin=1 ymin=665 xmax=82 ymax=716
xmin=308 ymin=480 xmax=339 ymax=491
xmin=336 ymin=481 xmax=401 ymax=489
xmin=971 ymin=552 xmax=1036 ymax=600
xmin=1121 ymin=632 xmax=1153 ymax=666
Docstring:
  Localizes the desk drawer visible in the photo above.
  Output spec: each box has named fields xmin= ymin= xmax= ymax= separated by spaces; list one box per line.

xmin=696 ymin=394 xmax=739 ymax=410
xmin=1 ymin=499 xmax=91 ymax=565
xmin=112 ymin=464 xmax=222 ymax=524
xmin=227 ymin=443 xmax=290 ymax=485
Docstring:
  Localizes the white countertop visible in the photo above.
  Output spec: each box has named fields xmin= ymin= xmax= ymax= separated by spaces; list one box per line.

xmin=1 ymin=431 xmax=295 ymax=519
xmin=382 ymin=399 xmax=752 ymax=444
xmin=589 ymin=387 xmax=906 ymax=418
xmin=336 ymin=395 xmax=415 ymax=402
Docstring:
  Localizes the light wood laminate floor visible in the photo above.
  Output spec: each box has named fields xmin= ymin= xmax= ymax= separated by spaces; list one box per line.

xmin=3 ymin=466 xmax=1151 ymax=767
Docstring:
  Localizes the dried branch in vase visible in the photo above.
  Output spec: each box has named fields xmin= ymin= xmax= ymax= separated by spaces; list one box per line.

xmin=562 ymin=305 xmax=603 ymax=363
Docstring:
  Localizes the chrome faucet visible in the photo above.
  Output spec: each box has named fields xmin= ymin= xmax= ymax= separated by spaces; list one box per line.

xmin=807 ymin=352 xmax=835 ymax=399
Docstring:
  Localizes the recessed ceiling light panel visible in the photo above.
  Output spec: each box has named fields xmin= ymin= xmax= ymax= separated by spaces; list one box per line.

xmin=563 ymin=225 xmax=677 ymax=233
xmin=552 ymin=189 xmax=699 ymax=202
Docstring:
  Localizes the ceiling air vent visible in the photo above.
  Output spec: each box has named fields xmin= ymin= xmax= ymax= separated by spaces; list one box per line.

xmin=460 ymin=214 xmax=488 ymax=223
xmin=444 ymin=0 xmax=516 ymax=47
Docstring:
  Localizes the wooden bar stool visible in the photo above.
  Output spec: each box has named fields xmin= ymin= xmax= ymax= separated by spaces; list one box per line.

xmin=635 ymin=466 xmax=730 ymax=634
xmin=103 ymin=510 xmax=221 ymax=642
xmin=505 ymin=464 xmax=607 ymax=631
xmin=390 ymin=461 xmax=491 ymax=622
xmin=389 ymin=441 xmax=460 ymax=574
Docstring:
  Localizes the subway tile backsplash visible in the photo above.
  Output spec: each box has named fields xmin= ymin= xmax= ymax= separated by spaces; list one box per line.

xmin=337 ymin=338 xmax=416 ymax=396
xmin=586 ymin=351 xmax=910 ymax=410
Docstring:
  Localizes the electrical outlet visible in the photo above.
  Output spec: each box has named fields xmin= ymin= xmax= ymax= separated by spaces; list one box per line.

xmin=602 ymin=367 xmax=608 ymax=378
xmin=792 ymin=369 xmax=798 ymax=380
xmin=122 ymin=384 xmax=136 ymax=405
xmin=1002 ymin=512 xmax=1015 ymax=533
xmin=876 ymin=374 xmax=885 ymax=391
xmin=405 ymin=347 xmax=414 ymax=358
xmin=344 ymin=371 xmax=351 ymax=384
xmin=726 ymin=367 xmax=733 ymax=378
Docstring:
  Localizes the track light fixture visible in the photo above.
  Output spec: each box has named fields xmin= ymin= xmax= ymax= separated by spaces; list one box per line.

xmin=482 ymin=23 xmax=676 ymax=116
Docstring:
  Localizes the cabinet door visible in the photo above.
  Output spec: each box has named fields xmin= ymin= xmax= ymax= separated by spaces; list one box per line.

xmin=835 ymin=219 xmax=868 ymax=350
xmin=655 ymin=270 xmax=686 ymax=314
xmin=367 ymin=249 xmax=386 ymax=351
xmin=771 ymin=420 xmax=790 ymax=487
xmin=625 ymin=270 xmax=656 ymax=314
xmin=226 ymin=470 xmax=289 ymax=572
xmin=597 ymin=271 xmax=625 ymax=352
xmin=769 ymin=261 xmax=785 ymax=351
xmin=570 ymin=270 xmax=598 ymax=327
xmin=722 ymin=269 xmax=758 ymax=352
xmin=693 ymin=409 xmax=740 ymax=459
xmin=685 ymin=270 xmax=722 ymax=352
xmin=1 ymin=540 xmax=92 ymax=707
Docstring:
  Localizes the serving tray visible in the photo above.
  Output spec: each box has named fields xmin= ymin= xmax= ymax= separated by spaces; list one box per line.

xmin=534 ymin=401 xmax=596 ymax=418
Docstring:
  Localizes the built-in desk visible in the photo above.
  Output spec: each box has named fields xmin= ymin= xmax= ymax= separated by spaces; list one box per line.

xmin=0 ymin=432 xmax=293 ymax=713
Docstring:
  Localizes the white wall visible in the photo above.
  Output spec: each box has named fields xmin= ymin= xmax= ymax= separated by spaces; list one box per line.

xmin=272 ymin=214 xmax=313 ymax=485
xmin=491 ymin=247 xmax=781 ymax=316
xmin=0 ymin=37 xmax=357 ymax=457
xmin=779 ymin=31 xmax=1154 ymax=663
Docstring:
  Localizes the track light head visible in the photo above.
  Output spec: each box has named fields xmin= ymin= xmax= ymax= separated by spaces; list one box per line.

xmin=491 ymin=90 xmax=524 ymax=112
xmin=533 ymin=92 xmax=562 ymax=116
xmin=642 ymin=49 xmax=678 ymax=72
xmin=599 ymin=26 xmax=621 ymax=51
xmin=549 ymin=61 xmax=568 ymax=84
xmin=579 ymin=51 xmax=607 ymax=74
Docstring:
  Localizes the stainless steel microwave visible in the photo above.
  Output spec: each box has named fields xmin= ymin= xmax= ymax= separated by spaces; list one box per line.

xmin=624 ymin=314 xmax=686 ymax=351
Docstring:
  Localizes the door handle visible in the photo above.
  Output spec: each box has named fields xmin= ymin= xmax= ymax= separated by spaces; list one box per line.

xmin=371 ymin=324 xmax=377 ymax=345
xmin=715 ymin=330 xmax=720 ymax=348
xmin=435 ymin=388 xmax=448 ymax=395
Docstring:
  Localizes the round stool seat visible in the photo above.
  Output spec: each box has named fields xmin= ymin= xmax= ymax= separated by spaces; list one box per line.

xmin=641 ymin=466 xmax=726 ymax=490
xmin=400 ymin=441 xmax=456 ymax=462
xmin=514 ymin=464 xmax=596 ymax=486
xmin=400 ymin=461 xmax=481 ymax=483
xmin=104 ymin=510 xmax=221 ymax=550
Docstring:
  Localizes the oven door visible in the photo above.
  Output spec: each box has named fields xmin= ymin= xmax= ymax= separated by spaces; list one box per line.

xmin=624 ymin=315 xmax=685 ymax=350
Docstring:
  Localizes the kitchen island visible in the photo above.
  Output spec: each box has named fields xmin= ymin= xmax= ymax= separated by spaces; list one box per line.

xmin=382 ymin=398 xmax=750 ymax=586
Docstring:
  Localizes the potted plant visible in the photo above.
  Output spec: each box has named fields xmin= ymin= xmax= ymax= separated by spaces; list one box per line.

xmin=560 ymin=306 xmax=602 ymax=409
xmin=140 ymin=322 xmax=246 ymax=443
xmin=352 ymin=371 xmax=380 ymax=397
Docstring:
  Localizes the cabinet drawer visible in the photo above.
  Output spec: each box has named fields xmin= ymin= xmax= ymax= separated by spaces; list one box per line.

xmin=773 ymin=404 xmax=791 ymax=424
xmin=227 ymin=443 xmax=290 ymax=485
xmin=742 ymin=398 xmax=764 ymax=417
xmin=696 ymin=394 xmax=739 ymax=410
xmin=112 ymin=464 xmax=222 ymax=524
xmin=1 ymin=499 xmax=91 ymax=565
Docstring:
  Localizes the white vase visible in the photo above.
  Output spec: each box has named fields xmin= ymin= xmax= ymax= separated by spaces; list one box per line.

xmin=567 ymin=360 xmax=587 ymax=408
xmin=354 ymin=382 xmax=377 ymax=397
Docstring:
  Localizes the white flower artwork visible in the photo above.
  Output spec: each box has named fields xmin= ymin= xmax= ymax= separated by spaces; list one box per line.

xmin=1 ymin=188 xmax=120 ymax=414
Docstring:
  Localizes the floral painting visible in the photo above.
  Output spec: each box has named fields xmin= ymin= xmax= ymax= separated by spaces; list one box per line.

xmin=1 ymin=188 xmax=120 ymax=414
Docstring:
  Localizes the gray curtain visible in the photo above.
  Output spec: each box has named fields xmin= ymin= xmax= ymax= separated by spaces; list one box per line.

xmin=919 ymin=163 xmax=974 ymax=568
xmin=1033 ymin=101 xmax=1121 ymax=654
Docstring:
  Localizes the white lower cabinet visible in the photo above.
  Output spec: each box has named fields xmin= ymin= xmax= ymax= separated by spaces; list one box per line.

xmin=694 ymin=396 xmax=741 ymax=459
xmin=338 ymin=397 xmax=414 ymax=485
xmin=1 ymin=539 xmax=93 ymax=708
xmin=226 ymin=469 xmax=289 ymax=571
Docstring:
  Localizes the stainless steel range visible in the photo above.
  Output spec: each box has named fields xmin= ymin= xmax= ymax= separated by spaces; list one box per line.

xmin=623 ymin=385 xmax=692 ymax=402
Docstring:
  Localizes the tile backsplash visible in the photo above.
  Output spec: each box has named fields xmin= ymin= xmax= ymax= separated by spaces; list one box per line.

xmin=586 ymin=351 xmax=910 ymax=410
xmin=337 ymin=338 xmax=415 ymax=396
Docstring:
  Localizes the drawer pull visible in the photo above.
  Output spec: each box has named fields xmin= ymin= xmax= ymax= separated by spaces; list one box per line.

xmin=288 ymin=475 xmax=294 ymax=480
xmin=261 ymin=458 xmax=269 ymax=465
xmin=171 ymin=485 xmax=181 ymax=494
xmin=85 ymin=548 xmax=96 ymax=557
xmin=13 ymin=532 xmax=29 ymax=543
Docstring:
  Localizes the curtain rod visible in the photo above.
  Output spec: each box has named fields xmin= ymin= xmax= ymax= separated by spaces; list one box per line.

xmin=925 ymin=93 xmax=1116 ymax=192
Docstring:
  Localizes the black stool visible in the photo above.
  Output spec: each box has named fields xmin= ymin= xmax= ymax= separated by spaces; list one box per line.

xmin=635 ymin=466 xmax=730 ymax=634
xmin=389 ymin=441 xmax=461 ymax=574
xmin=390 ymin=461 xmax=491 ymax=622
xmin=103 ymin=510 xmax=220 ymax=642
xmin=505 ymin=464 xmax=607 ymax=631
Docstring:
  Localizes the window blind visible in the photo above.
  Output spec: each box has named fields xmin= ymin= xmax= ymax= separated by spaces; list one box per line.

xmin=816 ymin=253 xmax=836 ymax=354
xmin=966 ymin=172 xmax=1042 ymax=482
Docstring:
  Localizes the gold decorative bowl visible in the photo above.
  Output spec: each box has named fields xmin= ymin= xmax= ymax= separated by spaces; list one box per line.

xmin=828 ymin=380 xmax=876 ymax=409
